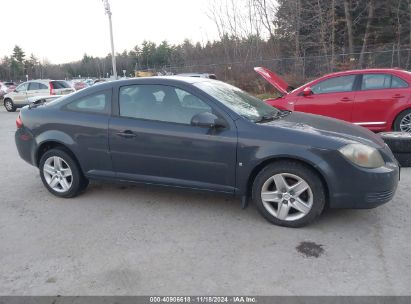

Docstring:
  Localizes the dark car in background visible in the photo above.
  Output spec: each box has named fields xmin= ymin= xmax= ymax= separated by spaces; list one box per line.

xmin=15 ymin=77 xmax=399 ymax=227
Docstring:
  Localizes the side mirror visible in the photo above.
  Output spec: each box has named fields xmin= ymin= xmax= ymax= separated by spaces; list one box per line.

xmin=191 ymin=112 xmax=226 ymax=129
xmin=303 ymin=87 xmax=313 ymax=96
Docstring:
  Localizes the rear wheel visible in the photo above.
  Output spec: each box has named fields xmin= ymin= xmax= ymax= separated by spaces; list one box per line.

xmin=393 ymin=109 xmax=411 ymax=132
xmin=39 ymin=148 xmax=87 ymax=198
xmin=4 ymin=99 xmax=16 ymax=112
xmin=252 ymin=161 xmax=326 ymax=228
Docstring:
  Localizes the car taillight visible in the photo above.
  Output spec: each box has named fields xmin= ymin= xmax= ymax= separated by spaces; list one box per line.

xmin=49 ymin=82 xmax=55 ymax=95
xmin=16 ymin=114 xmax=23 ymax=129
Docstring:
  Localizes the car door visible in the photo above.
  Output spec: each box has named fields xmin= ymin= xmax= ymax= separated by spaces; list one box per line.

xmin=12 ymin=82 xmax=29 ymax=105
xmin=294 ymin=75 xmax=358 ymax=122
xmin=108 ymin=83 xmax=238 ymax=193
xmin=352 ymin=73 xmax=410 ymax=130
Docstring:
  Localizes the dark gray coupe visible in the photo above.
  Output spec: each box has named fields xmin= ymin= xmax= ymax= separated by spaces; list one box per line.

xmin=15 ymin=77 xmax=400 ymax=227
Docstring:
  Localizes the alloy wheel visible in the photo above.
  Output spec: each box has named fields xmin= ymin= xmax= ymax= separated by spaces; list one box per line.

xmin=4 ymin=100 xmax=13 ymax=111
xmin=261 ymin=173 xmax=313 ymax=221
xmin=43 ymin=156 xmax=73 ymax=193
xmin=400 ymin=113 xmax=411 ymax=132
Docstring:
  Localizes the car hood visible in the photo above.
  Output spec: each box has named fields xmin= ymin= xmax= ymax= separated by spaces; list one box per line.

xmin=254 ymin=67 xmax=291 ymax=95
xmin=4 ymin=91 xmax=15 ymax=98
xmin=263 ymin=111 xmax=385 ymax=148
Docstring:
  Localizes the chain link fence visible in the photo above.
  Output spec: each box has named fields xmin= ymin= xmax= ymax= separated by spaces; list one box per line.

xmin=158 ymin=47 xmax=411 ymax=92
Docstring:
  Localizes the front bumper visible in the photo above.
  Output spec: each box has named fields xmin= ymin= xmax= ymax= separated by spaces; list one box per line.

xmin=324 ymin=145 xmax=400 ymax=209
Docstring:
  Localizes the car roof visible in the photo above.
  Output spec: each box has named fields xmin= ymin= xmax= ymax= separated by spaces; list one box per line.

xmin=28 ymin=79 xmax=69 ymax=82
xmin=97 ymin=76 xmax=212 ymax=88
xmin=18 ymin=79 xmax=71 ymax=85
xmin=70 ymin=76 xmax=217 ymax=95
xmin=325 ymin=68 xmax=409 ymax=77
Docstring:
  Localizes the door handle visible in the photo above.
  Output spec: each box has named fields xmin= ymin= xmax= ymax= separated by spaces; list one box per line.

xmin=340 ymin=97 xmax=352 ymax=102
xmin=116 ymin=130 xmax=137 ymax=138
xmin=393 ymin=94 xmax=405 ymax=99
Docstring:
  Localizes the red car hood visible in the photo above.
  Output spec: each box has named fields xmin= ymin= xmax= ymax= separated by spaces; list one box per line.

xmin=254 ymin=67 xmax=291 ymax=95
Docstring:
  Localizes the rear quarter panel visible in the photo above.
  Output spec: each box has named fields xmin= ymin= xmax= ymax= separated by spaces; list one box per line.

xmin=20 ymin=102 xmax=111 ymax=174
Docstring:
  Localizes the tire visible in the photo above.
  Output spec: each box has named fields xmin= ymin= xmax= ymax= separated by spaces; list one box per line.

xmin=380 ymin=132 xmax=411 ymax=153
xmin=393 ymin=109 xmax=411 ymax=132
xmin=80 ymin=179 xmax=90 ymax=192
xmin=4 ymin=99 xmax=16 ymax=112
xmin=252 ymin=161 xmax=326 ymax=228
xmin=393 ymin=152 xmax=411 ymax=168
xmin=39 ymin=148 xmax=86 ymax=198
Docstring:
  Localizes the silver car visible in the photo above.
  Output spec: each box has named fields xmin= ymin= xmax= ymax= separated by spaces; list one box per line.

xmin=177 ymin=73 xmax=217 ymax=79
xmin=3 ymin=80 xmax=74 ymax=112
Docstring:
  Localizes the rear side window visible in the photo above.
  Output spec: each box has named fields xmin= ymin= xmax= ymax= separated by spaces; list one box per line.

xmin=311 ymin=75 xmax=356 ymax=94
xmin=28 ymin=83 xmax=40 ymax=90
xmin=361 ymin=74 xmax=391 ymax=90
xmin=28 ymin=82 xmax=48 ymax=90
xmin=361 ymin=74 xmax=409 ymax=90
xmin=391 ymin=76 xmax=408 ymax=88
xmin=15 ymin=83 xmax=29 ymax=92
xmin=65 ymin=91 xmax=110 ymax=114
xmin=119 ymin=84 xmax=211 ymax=124
xmin=51 ymin=81 xmax=71 ymax=89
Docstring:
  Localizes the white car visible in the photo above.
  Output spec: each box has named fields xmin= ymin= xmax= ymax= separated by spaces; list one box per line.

xmin=0 ymin=82 xmax=8 ymax=98
xmin=3 ymin=80 xmax=74 ymax=112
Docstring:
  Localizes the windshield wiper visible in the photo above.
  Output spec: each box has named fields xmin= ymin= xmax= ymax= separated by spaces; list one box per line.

xmin=255 ymin=110 xmax=290 ymax=123
xmin=28 ymin=98 xmax=48 ymax=109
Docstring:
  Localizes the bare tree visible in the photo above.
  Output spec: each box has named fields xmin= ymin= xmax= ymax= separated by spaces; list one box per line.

xmin=252 ymin=0 xmax=276 ymax=39
xmin=343 ymin=0 xmax=355 ymax=60
xmin=359 ymin=0 xmax=375 ymax=67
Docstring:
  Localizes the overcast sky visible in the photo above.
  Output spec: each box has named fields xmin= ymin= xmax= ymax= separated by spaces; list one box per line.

xmin=1 ymin=0 xmax=219 ymax=64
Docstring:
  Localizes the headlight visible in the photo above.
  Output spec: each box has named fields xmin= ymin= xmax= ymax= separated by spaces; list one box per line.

xmin=339 ymin=143 xmax=385 ymax=168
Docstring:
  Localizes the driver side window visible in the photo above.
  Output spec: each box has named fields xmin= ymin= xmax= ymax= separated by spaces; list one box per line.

xmin=65 ymin=91 xmax=110 ymax=114
xmin=119 ymin=84 xmax=212 ymax=125
xmin=311 ymin=75 xmax=356 ymax=94
xmin=16 ymin=83 xmax=29 ymax=92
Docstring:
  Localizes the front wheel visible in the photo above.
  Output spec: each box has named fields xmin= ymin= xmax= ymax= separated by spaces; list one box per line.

xmin=39 ymin=148 xmax=87 ymax=198
xmin=252 ymin=161 xmax=326 ymax=228
xmin=4 ymin=99 xmax=16 ymax=112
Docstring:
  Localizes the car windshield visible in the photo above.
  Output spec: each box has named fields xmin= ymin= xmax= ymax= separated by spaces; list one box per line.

xmin=195 ymin=81 xmax=279 ymax=122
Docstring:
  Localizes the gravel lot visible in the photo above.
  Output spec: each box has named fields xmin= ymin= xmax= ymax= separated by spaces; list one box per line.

xmin=0 ymin=106 xmax=410 ymax=295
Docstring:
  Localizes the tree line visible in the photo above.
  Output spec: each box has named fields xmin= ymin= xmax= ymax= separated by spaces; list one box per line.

xmin=1 ymin=0 xmax=411 ymax=91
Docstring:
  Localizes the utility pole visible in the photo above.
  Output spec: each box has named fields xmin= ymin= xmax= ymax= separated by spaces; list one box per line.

xmin=102 ymin=0 xmax=117 ymax=79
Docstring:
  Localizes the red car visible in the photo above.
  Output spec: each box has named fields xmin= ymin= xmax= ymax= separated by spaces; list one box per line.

xmin=255 ymin=67 xmax=411 ymax=132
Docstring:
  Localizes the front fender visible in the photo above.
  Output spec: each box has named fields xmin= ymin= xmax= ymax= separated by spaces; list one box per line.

xmin=235 ymin=142 xmax=337 ymax=198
